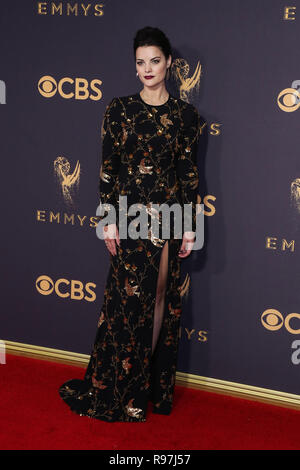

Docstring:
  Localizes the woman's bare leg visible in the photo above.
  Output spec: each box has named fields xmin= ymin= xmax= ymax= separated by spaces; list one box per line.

xmin=152 ymin=241 xmax=169 ymax=355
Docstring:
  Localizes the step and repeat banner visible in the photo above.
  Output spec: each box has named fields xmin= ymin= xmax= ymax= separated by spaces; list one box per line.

xmin=1 ymin=1 xmax=299 ymax=396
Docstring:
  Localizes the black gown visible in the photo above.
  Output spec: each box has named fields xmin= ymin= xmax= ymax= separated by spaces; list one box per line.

xmin=58 ymin=91 xmax=201 ymax=422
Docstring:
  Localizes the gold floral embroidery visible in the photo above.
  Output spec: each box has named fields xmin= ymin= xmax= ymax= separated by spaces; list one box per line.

xmin=124 ymin=277 xmax=140 ymax=297
xmin=126 ymin=399 xmax=144 ymax=419
xmin=58 ymin=92 xmax=201 ymax=423
xmin=160 ymin=114 xmax=173 ymax=127
xmin=138 ymin=158 xmax=154 ymax=175
xmin=100 ymin=165 xmax=112 ymax=183
xmin=97 ymin=311 xmax=105 ymax=327
xmin=122 ymin=357 xmax=132 ymax=375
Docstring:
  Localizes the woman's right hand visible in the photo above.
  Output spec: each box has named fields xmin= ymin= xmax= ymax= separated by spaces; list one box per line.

xmin=103 ymin=223 xmax=120 ymax=256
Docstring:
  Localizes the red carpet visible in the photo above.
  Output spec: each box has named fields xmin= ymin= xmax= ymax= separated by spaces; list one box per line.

xmin=1 ymin=354 xmax=300 ymax=450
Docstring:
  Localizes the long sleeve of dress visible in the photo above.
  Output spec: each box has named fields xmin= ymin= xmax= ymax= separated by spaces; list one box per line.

xmin=175 ymin=104 xmax=201 ymax=234
xmin=99 ymin=97 xmax=122 ymax=224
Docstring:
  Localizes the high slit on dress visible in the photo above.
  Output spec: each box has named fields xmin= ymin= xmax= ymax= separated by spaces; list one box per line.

xmin=58 ymin=92 xmax=201 ymax=422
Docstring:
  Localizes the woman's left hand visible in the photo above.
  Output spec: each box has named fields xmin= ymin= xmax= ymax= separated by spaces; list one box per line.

xmin=178 ymin=232 xmax=196 ymax=258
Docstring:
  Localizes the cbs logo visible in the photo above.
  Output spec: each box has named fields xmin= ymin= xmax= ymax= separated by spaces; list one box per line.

xmin=277 ymin=80 xmax=300 ymax=112
xmin=38 ymin=75 xmax=102 ymax=101
xmin=261 ymin=308 xmax=300 ymax=334
xmin=36 ymin=275 xmax=96 ymax=302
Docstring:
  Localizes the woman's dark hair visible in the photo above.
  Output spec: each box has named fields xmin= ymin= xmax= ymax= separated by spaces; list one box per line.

xmin=133 ymin=26 xmax=172 ymax=62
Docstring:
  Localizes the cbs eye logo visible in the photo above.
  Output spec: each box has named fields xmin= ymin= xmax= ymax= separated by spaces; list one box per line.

xmin=36 ymin=275 xmax=96 ymax=302
xmin=277 ymin=80 xmax=300 ymax=112
xmin=38 ymin=75 xmax=102 ymax=101
xmin=261 ymin=308 xmax=300 ymax=334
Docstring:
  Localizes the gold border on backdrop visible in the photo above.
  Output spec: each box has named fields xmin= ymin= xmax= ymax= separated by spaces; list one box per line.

xmin=3 ymin=340 xmax=300 ymax=411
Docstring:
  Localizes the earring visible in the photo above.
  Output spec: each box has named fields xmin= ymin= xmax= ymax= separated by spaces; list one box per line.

xmin=136 ymin=72 xmax=138 ymax=77
xmin=166 ymin=68 xmax=170 ymax=80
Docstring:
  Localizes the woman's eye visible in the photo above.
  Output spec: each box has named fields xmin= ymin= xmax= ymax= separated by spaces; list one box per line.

xmin=136 ymin=60 xmax=160 ymax=65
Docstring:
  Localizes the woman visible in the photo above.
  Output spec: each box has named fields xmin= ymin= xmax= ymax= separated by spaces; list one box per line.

xmin=58 ymin=26 xmax=201 ymax=422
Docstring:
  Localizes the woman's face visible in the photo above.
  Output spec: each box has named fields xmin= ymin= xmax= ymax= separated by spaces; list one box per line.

xmin=135 ymin=45 xmax=171 ymax=89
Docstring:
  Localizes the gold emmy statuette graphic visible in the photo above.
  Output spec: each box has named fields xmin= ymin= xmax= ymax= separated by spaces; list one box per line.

xmin=171 ymin=58 xmax=202 ymax=102
xmin=179 ymin=273 xmax=191 ymax=299
xmin=291 ymin=178 xmax=300 ymax=213
xmin=54 ymin=156 xmax=80 ymax=206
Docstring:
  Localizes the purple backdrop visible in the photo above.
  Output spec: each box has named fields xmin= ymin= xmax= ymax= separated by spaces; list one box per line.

xmin=1 ymin=0 xmax=299 ymax=396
